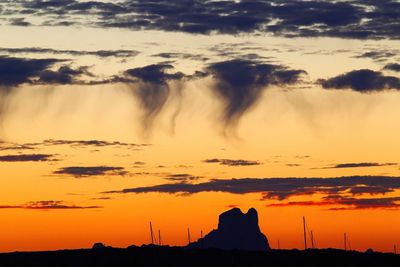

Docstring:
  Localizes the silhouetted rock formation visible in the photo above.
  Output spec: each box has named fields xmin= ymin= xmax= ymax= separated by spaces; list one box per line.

xmin=188 ymin=207 xmax=270 ymax=251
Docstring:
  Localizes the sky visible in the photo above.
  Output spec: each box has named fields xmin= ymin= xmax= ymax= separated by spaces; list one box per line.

xmin=0 ymin=0 xmax=399 ymax=253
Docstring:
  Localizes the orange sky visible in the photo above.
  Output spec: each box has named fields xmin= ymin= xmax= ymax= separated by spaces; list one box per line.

xmin=0 ymin=12 xmax=400 ymax=253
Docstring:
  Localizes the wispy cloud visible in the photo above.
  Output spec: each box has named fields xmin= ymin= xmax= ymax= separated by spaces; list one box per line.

xmin=0 ymin=47 xmax=138 ymax=58
xmin=319 ymin=162 xmax=397 ymax=169
xmin=0 ymin=154 xmax=56 ymax=162
xmin=203 ymin=158 xmax=261 ymax=166
xmin=54 ymin=166 xmax=128 ymax=178
xmin=0 ymin=200 xmax=101 ymax=210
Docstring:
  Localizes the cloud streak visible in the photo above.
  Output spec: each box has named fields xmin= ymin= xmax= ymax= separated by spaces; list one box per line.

xmin=0 ymin=154 xmax=56 ymax=162
xmin=54 ymin=166 xmax=128 ymax=178
xmin=0 ymin=200 xmax=101 ymax=210
xmin=320 ymin=162 xmax=398 ymax=169
xmin=203 ymin=158 xmax=261 ymax=166
xmin=0 ymin=47 xmax=138 ymax=58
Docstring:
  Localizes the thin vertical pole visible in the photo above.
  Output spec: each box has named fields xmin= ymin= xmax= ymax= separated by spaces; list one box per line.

xmin=303 ymin=216 xmax=307 ymax=250
xmin=150 ymin=222 xmax=154 ymax=244
xmin=394 ymin=244 xmax=397 ymax=254
xmin=311 ymin=230 xmax=315 ymax=249
xmin=344 ymin=233 xmax=347 ymax=251
xmin=158 ymin=230 xmax=162 ymax=246
xmin=187 ymin=227 xmax=191 ymax=244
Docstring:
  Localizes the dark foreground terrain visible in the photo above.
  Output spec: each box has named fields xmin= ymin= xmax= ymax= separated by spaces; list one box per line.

xmin=0 ymin=246 xmax=398 ymax=267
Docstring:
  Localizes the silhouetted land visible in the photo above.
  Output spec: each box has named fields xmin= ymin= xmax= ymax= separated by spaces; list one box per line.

xmin=0 ymin=246 xmax=398 ymax=267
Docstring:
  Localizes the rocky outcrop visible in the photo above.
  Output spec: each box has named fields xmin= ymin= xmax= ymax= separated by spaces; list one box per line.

xmin=188 ymin=207 xmax=270 ymax=251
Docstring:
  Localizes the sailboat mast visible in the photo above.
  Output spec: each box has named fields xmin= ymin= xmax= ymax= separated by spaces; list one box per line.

xmin=303 ymin=216 xmax=307 ymax=250
xmin=149 ymin=222 xmax=154 ymax=245
xmin=311 ymin=230 xmax=315 ymax=249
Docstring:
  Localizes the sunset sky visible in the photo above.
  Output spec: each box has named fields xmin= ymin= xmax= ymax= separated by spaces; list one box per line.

xmin=0 ymin=0 xmax=399 ymax=253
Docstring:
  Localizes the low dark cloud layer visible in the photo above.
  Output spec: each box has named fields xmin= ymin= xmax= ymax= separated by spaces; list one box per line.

xmin=104 ymin=176 xmax=400 ymax=207
xmin=3 ymin=1 xmax=400 ymax=39
xmin=267 ymin=196 xmax=400 ymax=210
xmin=0 ymin=200 xmax=101 ymax=210
xmin=0 ymin=154 xmax=55 ymax=162
xmin=203 ymin=158 xmax=261 ymax=166
xmin=54 ymin=166 xmax=128 ymax=177
xmin=320 ymin=69 xmax=400 ymax=92
xmin=322 ymin=162 xmax=397 ymax=169
xmin=206 ymin=59 xmax=305 ymax=126
xmin=0 ymin=47 xmax=138 ymax=58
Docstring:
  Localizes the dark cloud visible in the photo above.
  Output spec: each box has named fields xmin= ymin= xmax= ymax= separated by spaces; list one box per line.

xmin=0 ymin=139 xmax=150 ymax=154
xmin=206 ymin=59 xmax=306 ymax=126
xmin=355 ymin=51 xmax=398 ymax=61
xmin=203 ymin=158 xmax=261 ymax=166
xmin=9 ymin=18 xmax=31 ymax=26
xmin=322 ymin=162 xmax=398 ymax=169
xmin=104 ymin=176 xmax=400 ymax=202
xmin=320 ymin=69 xmax=400 ymax=92
xmin=0 ymin=154 xmax=55 ymax=162
xmin=0 ymin=200 xmax=101 ymax=210
xmin=0 ymin=56 xmax=100 ymax=90
xmin=0 ymin=141 xmax=36 ymax=151
xmin=41 ymin=139 xmax=150 ymax=149
xmin=286 ymin=164 xmax=301 ymax=167
xmin=90 ymin=197 xmax=113 ymax=200
xmin=3 ymin=0 xmax=400 ymax=39
xmin=0 ymin=56 xmax=61 ymax=87
xmin=124 ymin=64 xmax=186 ymax=131
xmin=38 ymin=65 xmax=93 ymax=85
xmin=125 ymin=64 xmax=184 ymax=84
xmin=152 ymin=52 xmax=208 ymax=62
xmin=54 ymin=166 xmax=128 ymax=177
xmin=384 ymin=63 xmax=400 ymax=72
xmin=164 ymin=173 xmax=202 ymax=183
xmin=0 ymin=47 xmax=139 ymax=58
xmin=267 ymin=196 xmax=400 ymax=210
xmin=349 ymin=185 xmax=393 ymax=195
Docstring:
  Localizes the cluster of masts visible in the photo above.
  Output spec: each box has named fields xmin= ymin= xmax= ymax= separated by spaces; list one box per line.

xmin=149 ymin=217 xmax=398 ymax=254
xmin=301 ymin=216 xmax=354 ymax=251
xmin=149 ymin=222 xmax=203 ymax=246
xmin=295 ymin=216 xmax=397 ymax=254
